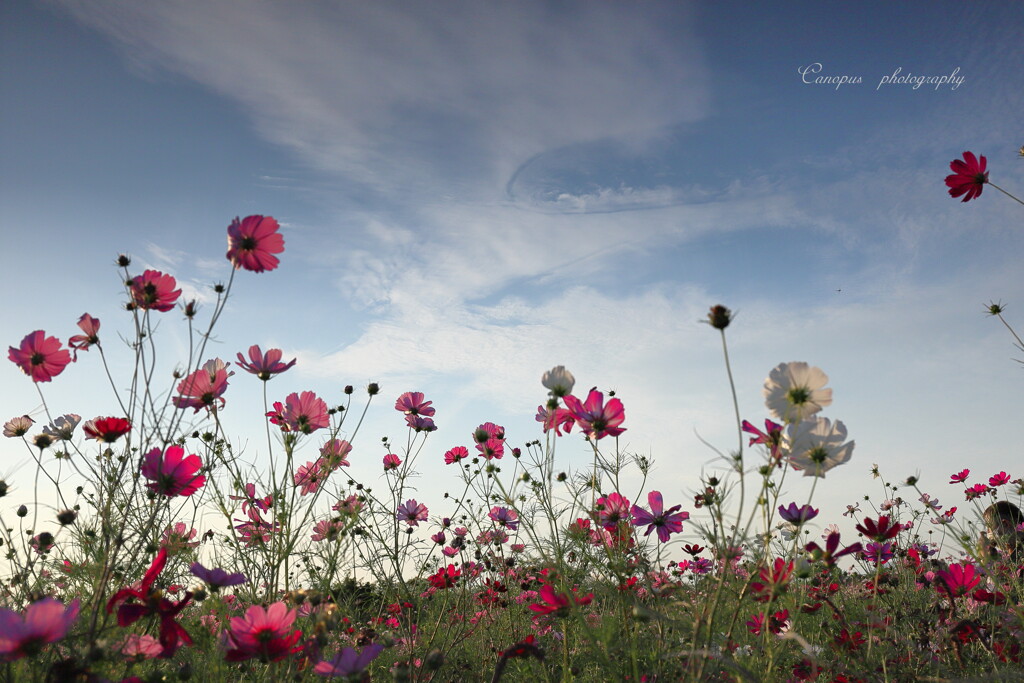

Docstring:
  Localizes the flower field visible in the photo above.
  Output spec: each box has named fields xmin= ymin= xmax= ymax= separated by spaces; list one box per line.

xmin=2 ymin=157 xmax=1023 ymax=682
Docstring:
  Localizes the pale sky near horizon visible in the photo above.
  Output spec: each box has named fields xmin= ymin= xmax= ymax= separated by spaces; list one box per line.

xmin=2 ymin=0 xmax=1023 ymax=557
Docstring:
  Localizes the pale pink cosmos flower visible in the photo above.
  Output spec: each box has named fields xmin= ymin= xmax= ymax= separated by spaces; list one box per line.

xmin=172 ymin=359 xmax=233 ymax=412
xmin=3 ymin=415 xmax=34 ymax=438
xmin=563 ymin=388 xmax=626 ymax=440
xmin=235 ymin=345 xmax=296 ymax=381
xmin=267 ymin=391 xmax=330 ymax=434
xmin=333 ymin=495 xmax=363 ymax=517
xmin=397 ymin=499 xmax=428 ymax=526
xmin=0 ymin=598 xmax=79 ymax=661
xmin=395 ymin=391 xmax=435 ymax=417
xmin=536 ymin=405 xmax=575 ymax=436
xmin=141 ymin=445 xmax=206 ymax=497
xmin=8 ymin=331 xmax=72 ymax=383
xmin=542 ymin=365 xmax=575 ymax=397
xmin=224 ymin=602 xmax=302 ymax=662
xmin=318 ymin=439 xmax=352 ymax=471
xmin=129 ymin=269 xmax=182 ymax=312
xmin=311 ymin=519 xmax=345 ymax=542
xmin=160 ymin=522 xmax=200 ymax=554
xmin=226 ymin=215 xmax=285 ymax=273
xmin=763 ymin=362 xmax=832 ymax=424
xmin=120 ymin=633 xmax=163 ymax=661
xmin=294 ymin=460 xmax=324 ymax=496
xmin=786 ymin=417 xmax=854 ymax=478
xmin=68 ymin=313 xmax=101 ymax=360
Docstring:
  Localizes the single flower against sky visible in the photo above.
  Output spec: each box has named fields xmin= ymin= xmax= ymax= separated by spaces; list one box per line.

xmin=226 ymin=215 xmax=285 ymax=273
xmin=267 ymin=391 xmax=330 ymax=434
xmin=235 ymin=345 xmax=296 ymax=380
xmin=8 ymin=331 xmax=72 ymax=383
xmin=129 ymin=269 xmax=182 ymax=312
xmin=82 ymin=416 xmax=132 ymax=442
xmin=68 ymin=313 xmax=100 ymax=359
xmin=3 ymin=415 xmax=34 ymax=438
xmin=172 ymin=358 xmax=233 ymax=412
xmin=763 ymin=362 xmax=832 ymax=424
xmin=563 ymin=387 xmax=626 ymax=440
xmin=542 ymin=365 xmax=575 ymax=397
xmin=786 ymin=417 xmax=854 ymax=477
xmin=395 ymin=391 xmax=435 ymax=416
xmin=397 ymin=499 xmax=428 ymax=526
xmin=631 ymin=491 xmax=689 ymax=542
xmin=945 ymin=151 xmax=988 ymax=202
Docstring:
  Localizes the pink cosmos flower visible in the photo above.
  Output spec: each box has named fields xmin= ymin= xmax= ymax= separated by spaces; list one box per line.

xmin=444 ymin=446 xmax=469 ymax=465
xmin=333 ymin=495 xmax=363 ymax=517
xmin=234 ymin=509 xmax=280 ymax=546
xmin=224 ymin=602 xmax=302 ymax=662
xmin=314 ymin=644 xmax=385 ymax=679
xmin=395 ymin=391 xmax=435 ymax=417
xmin=397 ymin=499 xmax=428 ymax=526
xmin=229 ymin=482 xmax=272 ymax=515
xmin=383 ymin=453 xmax=402 ymax=471
xmin=742 ymin=418 xmax=785 ymax=464
xmin=8 ymin=331 xmax=72 ymax=382
xmin=949 ymin=468 xmax=970 ymax=483
xmin=489 ymin=506 xmax=520 ymax=531
xmin=472 ymin=422 xmax=505 ymax=444
xmin=120 ymin=634 xmax=163 ymax=661
xmin=141 ymin=445 xmax=206 ymax=497
xmin=936 ymin=562 xmax=981 ymax=598
xmin=405 ymin=414 xmax=437 ymax=432
xmin=945 ymin=151 xmax=988 ymax=202
xmin=528 ymin=584 xmax=593 ymax=619
xmin=160 ymin=522 xmax=200 ymax=554
xmin=563 ymin=388 xmax=626 ymax=440
xmin=594 ymin=492 xmax=632 ymax=529
xmin=318 ymin=439 xmax=352 ymax=471
xmin=82 ymin=416 xmax=132 ymax=442
xmin=989 ymin=471 xmax=1011 ymax=487
xmin=226 ymin=215 xmax=285 ymax=273
xmin=311 ymin=519 xmax=345 ymax=542
xmin=750 ymin=558 xmax=795 ymax=603
xmin=294 ymin=460 xmax=324 ymax=496
xmin=172 ymin=359 xmax=233 ymax=412
xmin=536 ymin=405 xmax=575 ymax=436
xmin=267 ymin=391 xmax=330 ymax=434
xmin=0 ymin=598 xmax=79 ymax=661
xmin=68 ymin=313 xmax=100 ymax=359
xmin=476 ymin=436 xmax=505 ymax=460
xmin=855 ymin=515 xmax=906 ymax=542
xmin=235 ymin=345 xmax=296 ymax=380
xmin=129 ymin=270 xmax=182 ymax=312
xmin=630 ymin=491 xmax=689 ymax=543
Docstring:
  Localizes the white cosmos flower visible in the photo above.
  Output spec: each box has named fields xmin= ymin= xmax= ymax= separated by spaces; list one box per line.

xmin=542 ymin=365 xmax=575 ymax=397
xmin=786 ymin=417 xmax=854 ymax=478
xmin=763 ymin=362 xmax=833 ymax=424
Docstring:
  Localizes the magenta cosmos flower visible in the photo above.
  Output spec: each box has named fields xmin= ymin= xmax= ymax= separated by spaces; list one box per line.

xmin=141 ymin=445 xmax=206 ymax=497
xmin=106 ymin=548 xmax=193 ymax=657
xmin=563 ymin=388 xmax=626 ymax=440
xmin=444 ymin=445 xmax=469 ymax=465
xmin=489 ymin=506 xmax=520 ymax=531
xmin=267 ymin=391 xmax=330 ymax=434
xmin=778 ymin=503 xmax=819 ymax=526
xmin=8 ymin=331 xmax=72 ymax=383
xmin=528 ymin=584 xmax=593 ymax=619
xmin=224 ymin=602 xmax=302 ymax=662
xmin=235 ymin=345 xmax=296 ymax=381
xmin=82 ymin=416 xmax=132 ymax=443
xmin=227 ymin=215 xmax=285 ymax=273
xmin=631 ymin=491 xmax=690 ymax=542
xmin=936 ymin=562 xmax=982 ymax=598
xmin=129 ymin=269 xmax=182 ymax=312
xmin=395 ymin=391 xmax=435 ymax=417
xmin=68 ymin=313 xmax=100 ymax=360
xmin=0 ymin=598 xmax=79 ymax=661
xmin=189 ymin=562 xmax=247 ymax=591
xmin=172 ymin=359 xmax=233 ymax=412
xmin=945 ymin=151 xmax=988 ymax=202
xmin=397 ymin=499 xmax=428 ymax=526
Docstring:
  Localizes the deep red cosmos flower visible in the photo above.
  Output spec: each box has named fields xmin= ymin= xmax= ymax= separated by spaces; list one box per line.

xmin=855 ymin=515 xmax=906 ymax=542
xmin=945 ymin=151 xmax=988 ymax=202
xmin=140 ymin=445 xmax=206 ymax=497
xmin=129 ymin=270 xmax=182 ymax=312
xmin=106 ymin=549 xmax=193 ymax=657
xmin=427 ymin=564 xmax=461 ymax=589
xmin=226 ymin=215 xmax=284 ymax=273
xmin=82 ymin=416 xmax=132 ymax=443
xmin=8 ymin=331 xmax=72 ymax=383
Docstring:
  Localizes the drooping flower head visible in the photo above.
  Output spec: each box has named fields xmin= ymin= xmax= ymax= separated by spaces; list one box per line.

xmin=0 ymin=598 xmax=79 ymax=661
xmin=141 ymin=445 xmax=206 ymax=497
xmin=226 ymin=215 xmax=285 ymax=273
xmin=267 ymin=391 xmax=330 ymax=434
xmin=8 ymin=331 xmax=72 ymax=383
xmin=631 ymin=491 xmax=689 ymax=543
xmin=235 ymin=345 xmax=296 ymax=381
xmin=945 ymin=151 xmax=988 ymax=202
xmin=563 ymin=388 xmax=626 ymax=440
xmin=172 ymin=359 xmax=233 ymax=412
xmin=763 ymin=362 xmax=832 ymax=424
xmin=68 ymin=313 xmax=100 ymax=359
xmin=742 ymin=418 xmax=786 ymax=464
xmin=82 ymin=416 xmax=132 ymax=443
xmin=129 ymin=270 xmax=182 ymax=312
xmin=786 ymin=417 xmax=854 ymax=477
xmin=224 ymin=602 xmax=302 ymax=662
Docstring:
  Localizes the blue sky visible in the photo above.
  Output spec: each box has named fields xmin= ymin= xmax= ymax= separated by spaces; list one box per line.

xmin=2 ymin=1 xmax=1023 ymax=550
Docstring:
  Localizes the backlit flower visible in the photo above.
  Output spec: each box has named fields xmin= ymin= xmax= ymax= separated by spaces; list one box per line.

xmin=383 ymin=453 xmax=402 ymax=471
xmin=631 ymin=491 xmax=689 ymax=543
xmin=786 ymin=417 xmax=854 ymax=477
xmin=3 ymin=415 xmax=34 ymax=438
xmin=989 ymin=471 xmax=1011 ymax=487
xmin=444 ymin=446 xmax=469 ymax=465
xmin=160 ymin=522 xmax=199 ymax=554
xmin=949 ymin=468 xmax=970 ymax=483
xmin=82 ymin=416 xmax=132 ymax=443
xmin=536 ymin=405 xmax=575 ymax=436
xmin=945 ymin=151 xmax=988 ymax=202
xmin=190 ymin=563 xmax=246 ymax=591
xmin=173 ymin=358 xmax=233 ymax=412
xmin=542 ymin=366 xmax=575 ymax=397
xmin=318 ymin=439 xmax=352 ymax=471
xmin=936 ymin=562 xmax=981 ymax=598
xmin=106 ymin=548 xmax=193 ymax=657
xmin=141 ymin=445 xmax=206 ymax=497
xmin=267 ymin=391 xmax=330 ymax=434
xmin=395 ymin=391 xmax=435 ymax=417
xmin=314 ymin=644 xmax=385 ymax=679
xmin=528 ymin=584 xmax=593 ymax=619
xmin=224 ymin=602 xmax=302 ymax=662
xmin=778 ymin=503 xmax=819 ymax=526
xmin=68 ymin=313 xmax=100 ymax=359
xmin=227 ymin=215 xmax=284 ymax=273
xmin=42 ymin=414 xmax=81 ymax=441
xmin=294 ymin=460 xmax=324 ymax=496
xmin=489 ymin=506 xmax=520 ymax=531
xmin=742 ymin=418 xmax=786 ymax=464
xmin=8 ymin=331 xmax=72 ymax=383
xmin=594 ymin=492 xmax=632 ymax=529
xmin=397 ymin=499 xmax=428 ymax=526
xmin=0 ymin=598 xmax=79 ymax=661
xmin=763 ymin=362 xmax=832 ymax=424
xmin=129 ymin=270 xmax=182 ymax=312
xmin=855 ymin=515 xmax=906 ymax=542
xmin=235 ymin=345 xmax=296 ymax=380
xmin=563 ymin=388 xmax=626 ymax=440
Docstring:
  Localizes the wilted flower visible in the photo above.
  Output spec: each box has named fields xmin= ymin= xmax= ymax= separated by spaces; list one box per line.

xmin=42 ymin=414 xmax=81 ymax=441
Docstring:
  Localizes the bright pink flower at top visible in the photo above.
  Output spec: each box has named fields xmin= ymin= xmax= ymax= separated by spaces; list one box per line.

xmin=227 ymin=215 xmax=284 ymax=273
xmin=82 ymin=416 xmax=132 ymax=443
xmin=528 ymin=584 xmax=593 ymax=619
xmin=141 ymin=445 xmax=206 ymax=497
xmin=172 ymin=359 xmax=233 ymax=412
xmin=0 ymin=598 xmax=79 ymax=661
xmin=444 ymin=446 xmax=469 ymax=465
xmin=563 ymin=388 xmax=626 ymax=440
xmin=267 ymin=391 xmax=330 ymax=434
xmin=945 ymin=151 xmax=988 ymax=202
xmin=8 ymin=331 xmax=72 ymax=383
xmin=594 ymin=492 xmax=632 ymax=530
xmin=631 ymin=491 xmax=689 ymax=543
xmin=224 ymin=602 xmax=302 ymax=662
xmin=313 ymin=644 xmax=385 ymax=679
xmin=68 ymin=313 xmax=101 ymax=360
xmin=989 ymin=471 xmax=1011 ymax=487
xmin=318 ymin=439 xmax=352 ymax=470
xmin=106 ymin=548 xmax=193 ymax=657
xmin=129 ymin=270 xmax=182 ymax=312
xmin=536 ymin=405 xmax=575 ymax=436
xmin=396 ymin=499 xmax=428 ymax=526
xmin=936 ymin=562 xmax=981 ymax=598
xmin=855 ymin=515 xmax=906 ymax=543
xmin=395 ymin=391 xmax=435 ymax=417
xmin=949 ymin=469 xmax=970 ymax=484
xmin=235 ymin=345 xmax=296 ymax=381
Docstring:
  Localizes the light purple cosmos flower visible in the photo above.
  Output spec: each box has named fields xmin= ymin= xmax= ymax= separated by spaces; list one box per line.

xmin=189 ymin=563 xmax=247 ymax=591
xmin=630 ymin=491 xmax=689 ymax=542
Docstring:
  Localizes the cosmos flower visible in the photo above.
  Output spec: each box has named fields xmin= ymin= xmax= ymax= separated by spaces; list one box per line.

xmin=267 ymin=391 xmax=330 ymax=434
xmin=489 ymin=506 xmax=520 ymax=531
xmin=235 ymin=345 xmax=296 ymax=381
xmin=0 ymin=598 xmax=79 ymax=661
xmin=542 ymin=365 xmax=575 ymax=397
xmin=936 ymin=562 xmax=981 ymax=598
xmin=778 ymin=503 xmax=819 ymax=526
xmin=8 ymin=331 xmax=72 ymax=383
xmin=396 ymin=499 xmax=428 ymax=526
xmin=3 ymin=415 xmax=34 ymax=438
xmin=313 ymin=645 xmax=385 ymax=679
xmin=786 ymin=417 xmax=854 ymax=477
xmin=141 ymin=445 xmax=206 ymax=497
xmin=226 ymin=215 xmax=285 ymax=273
xmin=563 ymin=388 xmax=626 ymax=440
xmin=528 ymin=584 xmax=593 ymax=619
xmin=594 ymin=492 xmax=632 ymax=530
xmin=444 ymin=446 xmax=469 ymax=465
xmin=189 ymin=563 xmax=247 ymax=591
xmin=536 ymin=405 xmax=575 ymax=436
xmin=42 ymin=414 xmax=81 ymax=441
xmin=318 ymin=439 xmax=352 ymax=471
xmin=172 ymin=359 xmax=233 ymax=412
xmin=945 ymin=151 xmax=988 ymax=202
xmin=223 ymin=602 xmax=302 ymax=662
xmin=395 ymin=391 xmax=435 ymax=417
xmin=106 ymin=548 xmax=193 ymax=657
xmin=82 ymin=416 xmax=132 ymax=443
xmin=630 ymin=491 xmax=689 ymax=542
xmin=68 ymin=313 xmax=100 ymax=359
xmin=129 ymin=270 xmax=182 ymax=312
xmin=763 ymin=362 xmax=832 ymax=424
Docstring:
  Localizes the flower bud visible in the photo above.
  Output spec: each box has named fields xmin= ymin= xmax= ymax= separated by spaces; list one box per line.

xmin=706 ymin=304 xmax=733 ymax=330
xmin=17 ymin=504 xmax=28 ymax=517
xmin=57 ymin=509 xmax=77 ymax=525
xmin=116 ymin=254 xmax=131 ymax=267
xmin=367 ymin=382 xmax=380 ymax=396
